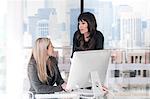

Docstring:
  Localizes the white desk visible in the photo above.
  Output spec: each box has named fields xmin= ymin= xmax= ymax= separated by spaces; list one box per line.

xmin=35 ymin=89 xmax=105 ymax=99
xmin=35 ymin=92 xmax=79 ymax=99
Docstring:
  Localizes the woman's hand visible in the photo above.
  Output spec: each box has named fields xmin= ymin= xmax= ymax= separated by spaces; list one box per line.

xmin=61 ymin=82 xmax=67 ymax=91
xmin=101 ymin=85 xmax=108 ymax=96
xmin=61 ymin=82 xmax=72 ymax=92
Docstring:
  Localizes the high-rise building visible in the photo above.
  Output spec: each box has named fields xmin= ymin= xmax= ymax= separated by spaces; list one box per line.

xmin=28 ymin=8 xmax=56 ymax=45
xmin=119 ymin=12 xmax=142 ymax=48
xmin=36 ymin=19 xmax=49 ymax=37
xmin=113 ymin=5 xmax=133 ymax=41
xmin=116 ymin=5 xmax=142 ymax=48
xmin=96 ymin=1 xmax=113 ymax=48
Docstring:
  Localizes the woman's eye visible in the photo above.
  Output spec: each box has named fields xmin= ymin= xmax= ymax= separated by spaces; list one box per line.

xmin=80 ymin=22 xmax=85 ymax=25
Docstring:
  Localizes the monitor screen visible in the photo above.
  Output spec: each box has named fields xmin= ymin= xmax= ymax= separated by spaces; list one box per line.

xmin=66 ymin=50 xmax=111 ymax=90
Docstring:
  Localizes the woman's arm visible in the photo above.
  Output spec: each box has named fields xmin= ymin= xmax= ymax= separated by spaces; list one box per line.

xmin=28 ymin=61 xmax=63 ymax=94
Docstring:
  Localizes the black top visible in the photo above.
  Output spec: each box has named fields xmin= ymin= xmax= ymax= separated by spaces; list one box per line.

xmin=28 ymin=56 xmax=64 ymax=94
xmin=71 ymin=30 xmax=104 ymax=58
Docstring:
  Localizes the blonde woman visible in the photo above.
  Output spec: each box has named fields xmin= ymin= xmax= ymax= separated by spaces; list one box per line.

xmin=28 ymin=38 xmax=66 ymax=94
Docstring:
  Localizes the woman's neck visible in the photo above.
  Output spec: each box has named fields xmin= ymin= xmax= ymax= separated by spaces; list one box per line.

xmin=84 ymin=32 xmax=90 ymax=38
xmin=84 ymin=32 xmax=90 ymax=42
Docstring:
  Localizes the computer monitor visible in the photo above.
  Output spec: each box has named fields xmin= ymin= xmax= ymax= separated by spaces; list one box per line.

xmin=66 ymin=50 xmax=111 ymax=91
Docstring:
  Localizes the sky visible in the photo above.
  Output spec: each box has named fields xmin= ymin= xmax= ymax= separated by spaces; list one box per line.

xmin=84 ymin=0 xmax=150 ymax=19
xmin=0 ymin=0 xmax=150 ymax=22
xmin=26 ymin=0 xmax=150 ymax=18
xmin=112 ymin=0 xmax=150 ymax=18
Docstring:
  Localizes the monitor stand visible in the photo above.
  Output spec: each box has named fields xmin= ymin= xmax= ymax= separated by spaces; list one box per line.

xmin=74 ymin=71 xmax=108 ymax=99
xmin=90 ymin=71 xmax=104 ymax=98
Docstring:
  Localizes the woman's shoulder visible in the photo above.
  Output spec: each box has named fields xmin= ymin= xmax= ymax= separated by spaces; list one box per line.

xmin=28 ymin=56 xmax=37 ymax=73
xmin=74 ymin=30 xmax=79 ymax=36
xmin=96 ymin=30 xmax=103 ymax=35
xmin=28 ymin=56 xmax=36 ymax=67
xmin=95 ymin=30 xmax=104 ymax=38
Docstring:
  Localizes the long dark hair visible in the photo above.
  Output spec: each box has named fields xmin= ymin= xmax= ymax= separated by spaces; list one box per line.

xmin=76 ymin=12 xmax=97 ymax=50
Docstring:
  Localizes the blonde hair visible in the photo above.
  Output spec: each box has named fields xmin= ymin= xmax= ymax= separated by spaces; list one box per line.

xmin=33 ymin=38 xmax=52 ymax=83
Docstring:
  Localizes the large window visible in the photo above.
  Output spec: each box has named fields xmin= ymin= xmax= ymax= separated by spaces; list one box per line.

xmin=24 ymin=0 xmax=80 ymax=46
xmin=23 ymin=0 xmax=81 ymax=70
xmin=84 ymin=0 xmax=150 ymax=49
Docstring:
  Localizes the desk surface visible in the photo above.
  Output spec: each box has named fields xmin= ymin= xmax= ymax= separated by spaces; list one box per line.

xmin=35 ymin=90 xmax=150 ymax=99
xmin=35 ymin=92 xmax=79 ymax=99
xmin=35 ymin=89 xmax=101 ymax=99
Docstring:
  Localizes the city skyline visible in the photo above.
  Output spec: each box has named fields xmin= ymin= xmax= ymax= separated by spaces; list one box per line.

xmin=25 ymin=0 xmax=150 ymax=48
xmin=25 ymin=0 xmax=150 ymax=18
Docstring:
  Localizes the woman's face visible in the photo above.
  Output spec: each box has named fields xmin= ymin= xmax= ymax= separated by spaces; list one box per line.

xmin=79 ymin=20 xmax=88 ymax=34
xmin=47 ymin=43 xmax=54 ymax=56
